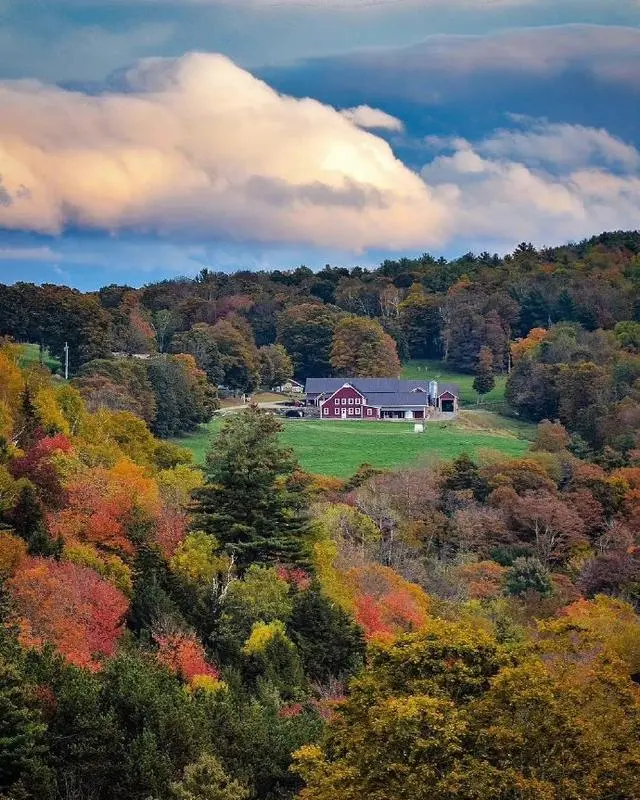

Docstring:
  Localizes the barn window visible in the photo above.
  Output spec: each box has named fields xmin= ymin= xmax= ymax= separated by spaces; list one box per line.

xmin=348 ymin=408 xmax=354 ymax=415
xmin=348 ymin=397 xmax=354 ymax=404
xmin=323 ymin=407 xmax=329 ymax=415
xmin=355 ymin=397 xmax=361 ymax=404
xmin=367 ymin=408 xmax=373 ymax=416
xmin=341 ymin=398 xmax=347 ymax=405
xmin=334 ymin=399 xmax=339 ymax=405
xmin=355 ymin=407 xmax=361 ymax=415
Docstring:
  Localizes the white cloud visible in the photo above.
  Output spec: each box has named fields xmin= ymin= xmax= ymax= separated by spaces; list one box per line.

xmin=1 ymin=53 xmax=639 ymax=257
xmin=0 ymin=53 xmax=446 ymax=252
xmin=430 ymin=119 xmax=640 ymax=171
xmin=340 ymin=105 xmax=404 ymax=132
xmin=422 ymin=121 xmax=640 ymax=248
xmin=0 ymin=245 xmax=62 ymax=261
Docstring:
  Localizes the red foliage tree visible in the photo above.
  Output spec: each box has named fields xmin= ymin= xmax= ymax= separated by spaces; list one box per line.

xmin=9 ymin=434 xmax=73 ymax=508
xmin=7 ymin=557 xmax=128 ymax=671
xmin=155 ymin=631 xmax=220 ymax=683
xmin=276 ymin=565 xmax=312 ymax=592
xmin=155 ymin=508 xmax=188 ymax=560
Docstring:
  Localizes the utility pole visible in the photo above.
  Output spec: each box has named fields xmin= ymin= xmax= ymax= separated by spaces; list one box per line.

xmin=64 ymin=341 xmax=69 ymax=380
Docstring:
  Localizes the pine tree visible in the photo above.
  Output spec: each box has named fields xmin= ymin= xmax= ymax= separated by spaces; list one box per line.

xmin=15 ymin=385 xmax=42 ymax=451
xmin=192 ymin=408 xmax=309 ymax=570
xmin=7 ymin=483 xmax=60 ymax=557
xmin=0 ymin=657 xmax=46 ymax=792
xmin=288 ymin=583 xmax=365 ymax=682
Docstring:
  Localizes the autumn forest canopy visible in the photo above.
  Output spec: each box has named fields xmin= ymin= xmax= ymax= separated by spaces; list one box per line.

xmin=0 ymin=230 xmax=640 ymax=800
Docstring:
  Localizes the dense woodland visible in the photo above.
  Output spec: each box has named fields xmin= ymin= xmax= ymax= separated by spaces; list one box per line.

xmin=0 ymin=230 xmax=640 ymax=799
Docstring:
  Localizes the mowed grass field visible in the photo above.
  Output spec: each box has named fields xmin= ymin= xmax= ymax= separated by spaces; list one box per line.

xmin=402 ymin=359 xmax=507 ymax=405
xmin=18 ymin=343 xmax=61 ymax=372
xmin=173 ymin=412 xmax=533 ymax=478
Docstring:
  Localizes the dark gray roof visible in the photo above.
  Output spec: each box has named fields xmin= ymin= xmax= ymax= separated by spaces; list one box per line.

xmin=305 ymin=377 xmax=459 ymax=398
xmin=437 ymin=383 xmax=460 ymax=397
xmin=364 ymin=392 xmax=430 ymax=407
xmin=305 ymin=377 xmax=430 ymax=395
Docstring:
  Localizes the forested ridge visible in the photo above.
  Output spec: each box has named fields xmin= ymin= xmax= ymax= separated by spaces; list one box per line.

xmin=0 ymin=230 xmax=639 ymax=799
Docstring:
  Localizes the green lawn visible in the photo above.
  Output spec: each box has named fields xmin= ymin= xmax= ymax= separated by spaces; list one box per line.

xmin=173 ymin=413 xmax=532 ymax=478
xmin=402 ymin=359 xmax=507 ymax=406
xmin=18 ymin=343 xmax=61 ymax=372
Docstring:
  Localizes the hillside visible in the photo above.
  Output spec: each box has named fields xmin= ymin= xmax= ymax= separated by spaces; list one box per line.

xmin=0 ymin=232 xmax=639 ymax=800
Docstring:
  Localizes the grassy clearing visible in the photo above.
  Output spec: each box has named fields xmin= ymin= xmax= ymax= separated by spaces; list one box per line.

xmin=401 ymin=359 xmax=507 ymax=406
xmin=219 ymin=392 xmax=288 ymax=409
xmin=173 ymin=412 xmax=532 ymax=478
xmin=18 ymin=343 xmax=61 ymax=372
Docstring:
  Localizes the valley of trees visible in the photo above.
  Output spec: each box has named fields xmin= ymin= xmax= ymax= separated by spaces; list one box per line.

xmin=1 ymin=230 xmax=639 ymax=461
xmin=0 ymin=229 xmax=639 ymax=799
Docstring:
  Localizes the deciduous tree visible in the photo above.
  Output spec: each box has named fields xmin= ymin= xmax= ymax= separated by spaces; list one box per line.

xmin=330 ymin=316 xmax=401 ymax=377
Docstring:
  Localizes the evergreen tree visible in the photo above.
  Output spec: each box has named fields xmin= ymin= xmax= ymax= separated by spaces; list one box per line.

xmin=15 ymin=385 xmax=42 ymax=451
xmin=505 ymin=557 xmax=553 ymax=597
xmin=7 ymin=483 xmax=60 ymax=557
xmin=288 ymin=583 xmax=365 ymax=683
xmin=192 ymin=408 xmax=309 ymax=570
xmin=441 ymin=453 xmax=489 ymax=502
xmin=0 ymin=656 xmax=46 ymax=793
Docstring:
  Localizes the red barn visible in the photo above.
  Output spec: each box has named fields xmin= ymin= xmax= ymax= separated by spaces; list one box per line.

xmin=306 ymin=378 xmax=459 ymax=420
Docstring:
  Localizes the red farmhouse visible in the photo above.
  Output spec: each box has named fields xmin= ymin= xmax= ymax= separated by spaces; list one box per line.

xmin=305 ymin=378 xmax=459 ymax=420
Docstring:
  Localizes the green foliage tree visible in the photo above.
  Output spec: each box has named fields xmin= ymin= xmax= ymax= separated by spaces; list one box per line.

xmin=472 ymin=346 xmax=495 ymax=398
xmin=6 ymin=482 xmax=60 ymax=557
xmin=614 ymin=320 xmax=640 ymax=353
xmin=242 ymin=621 xmax=305 ymax=700
xmin=505 ymin=556 xmax=553 ymax=597
xmin=0 ymin=656 xmax=46 ymax=794
xmin=276 ymin=304 xmax=342 ymax=380
xmin=193 ymin=408 xmax=309 ymax=570
xmin=257 ymin=345 xmax=294 ymax=389
xmin=440 ymin=453 xmax=489 ymax=502
xmin=170 ymin=324 xmax=224 ymax=385
xmin=99 ymin=650 xmax=209 ymax=800
xmin=146 ymin=356 xmax=215 ymax=438
xmin=330 ymin=315 xmax=401 ymax=377
xmin=172 ymin=754 xmax=248 ymax=800
xmin=218 ymin=566 xmax=293 ymax=653
xmin=288 ymin=583 xmax=365 ymax=683
xmin=398 ymin=285 xmax=443 ymax=360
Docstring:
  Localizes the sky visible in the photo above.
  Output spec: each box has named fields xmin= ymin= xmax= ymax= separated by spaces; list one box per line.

xmin=0 ymin=0 xmax=639 ymax=290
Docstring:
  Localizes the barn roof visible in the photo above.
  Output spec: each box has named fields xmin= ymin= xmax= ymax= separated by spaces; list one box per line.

xmin=365 ymin=392 xmax=431 ymax=407
xmin=305 ymin=377 xmax=430 ymax=394
xmin=305 ymin=377 xmax=459 ymax=398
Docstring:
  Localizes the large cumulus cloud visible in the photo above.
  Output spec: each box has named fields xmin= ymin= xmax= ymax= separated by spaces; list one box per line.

xmin=0 ymin=53 xmax=446 ymax=251
xmin=1 ymin=52 xmax=640 ymax=260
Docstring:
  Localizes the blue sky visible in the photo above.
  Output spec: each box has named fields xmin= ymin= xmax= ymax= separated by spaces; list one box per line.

xmin=1 ymin=0 xmax=639 ymax=289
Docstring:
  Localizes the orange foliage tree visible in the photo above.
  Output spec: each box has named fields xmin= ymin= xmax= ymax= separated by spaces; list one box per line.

xmin=346 ymin=564 xmax=430 ymax=641
xmin=0 ymin=530 xmax=27 ymax=577
xmin=47 ymin=459 xmax=160 ymax=556
xmin=510 ymin=327 xmax=548 ymax=362
xmin=7 ymin=557 xmax=128 ymax=671
xmin=155 ymin=630 xmax=220 ymax=683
